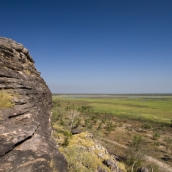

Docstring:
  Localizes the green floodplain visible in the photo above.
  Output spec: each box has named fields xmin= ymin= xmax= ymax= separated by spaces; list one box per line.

xmin=53 ymin=94 xmax=172 ymax=124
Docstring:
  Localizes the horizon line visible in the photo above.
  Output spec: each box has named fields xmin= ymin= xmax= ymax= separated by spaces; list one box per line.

xmin=52 ymin=93 xmax=172 ymax=95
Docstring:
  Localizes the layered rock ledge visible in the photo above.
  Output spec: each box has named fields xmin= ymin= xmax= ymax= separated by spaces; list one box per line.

xmin=0 ymin=37 xmax=67 ymax=172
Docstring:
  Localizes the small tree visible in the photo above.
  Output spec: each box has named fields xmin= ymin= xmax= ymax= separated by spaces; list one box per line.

xmin=126 ymin=136 xmax=149 ymax=172
xmin=126 ymin=147 xmax=145 ymax=172
xmin=67 ymin=109 xmax=80 ymax=130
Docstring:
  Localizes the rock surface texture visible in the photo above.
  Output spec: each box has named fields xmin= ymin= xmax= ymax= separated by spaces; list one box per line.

xmin=0 ymin=37 xmax=67 ymax=172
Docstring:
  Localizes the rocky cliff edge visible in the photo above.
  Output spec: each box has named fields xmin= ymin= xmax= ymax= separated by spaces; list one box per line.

xmin=0 ymin=37 xmax=67 ymax=172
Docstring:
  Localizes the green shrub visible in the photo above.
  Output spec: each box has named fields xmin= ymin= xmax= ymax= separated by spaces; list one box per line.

xmin=141 ymin=123 xmax=152 ymax=130
xmin=97 ymin=121 xmax=103 ymax=130
xmin=64 ymin=130 xmax=72 ymax=137
xmin=79 ymin=105 xmax=90 ymax=112
xmin=153 ymin=132 xmax=160 ymax=140
xmin=63 ymin=136 xmax=70 ymax=146
xmin=60 ymin=118 xmax=65 ymax=125
xmin=105 ymin=121 xmax=116 ymax=131
xmin=51 ymin=112 xmax=59 ymax=123
xmin=105 ymin=121 xmax=116 ymax=135
xmin=132 ymin=135 xmax=142 ymax=151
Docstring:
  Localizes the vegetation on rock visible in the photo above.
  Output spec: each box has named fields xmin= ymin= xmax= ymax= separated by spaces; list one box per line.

xmin=0 ymin=89 xmax=14 ymax=109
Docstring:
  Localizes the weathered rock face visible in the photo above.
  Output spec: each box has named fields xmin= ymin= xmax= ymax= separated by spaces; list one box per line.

xmin=0 ymin=37 xmax=67 ymax=172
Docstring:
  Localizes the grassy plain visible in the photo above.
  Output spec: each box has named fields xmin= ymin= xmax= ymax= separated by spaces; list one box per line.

xmin=53 ymin=94 xmax=172 ymax=124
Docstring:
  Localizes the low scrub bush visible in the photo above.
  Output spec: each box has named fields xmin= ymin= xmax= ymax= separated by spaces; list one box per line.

xmin=153 ymin=132 xmax=160 ymax=140
xmin=97 ymin=121 xmax=103 ymax=130
xmin=63 ymin=136 xmax=70 ymax=146
xmin=141 ymin=123 xmax=152 ymax=130
xmin=78 ymin=105 xmax=91 ymax=112
xmin=132 ymin=135 xmax=143 ymax=151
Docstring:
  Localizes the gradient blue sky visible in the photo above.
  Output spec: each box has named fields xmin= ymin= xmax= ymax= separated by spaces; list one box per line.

xmin=1 ymin=0 xmax=172 ymax=94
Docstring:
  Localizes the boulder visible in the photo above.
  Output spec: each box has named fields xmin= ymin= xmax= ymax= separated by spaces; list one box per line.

xmin=71 ymin=127 xmax=81 ymax=135
xmin=97 ymin=166 xmax=108 ymax=172
xmin=103 ymin=159 xmax=120 ymax=172
xmin=137 ymin=167 xmax=149 ymax=172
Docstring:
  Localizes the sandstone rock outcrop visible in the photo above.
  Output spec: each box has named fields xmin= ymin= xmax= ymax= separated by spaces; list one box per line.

xmin=0 ymin=37 xmax=67 ymax=172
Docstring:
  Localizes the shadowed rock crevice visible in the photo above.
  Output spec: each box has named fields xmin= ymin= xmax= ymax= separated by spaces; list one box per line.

xmin=0 ymin=37 xmax=67 ymax=172
xmin=0 ymin=135 xmax=32 ymax=158
xmin=8 ymin=111 xmax=29 ymax=118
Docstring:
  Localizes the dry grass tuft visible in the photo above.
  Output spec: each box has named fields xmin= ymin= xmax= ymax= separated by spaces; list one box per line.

xmin=49 ymin=159 xmax=59 ymax=172
xmin=0 ymin=89 xmax=14 ymax=109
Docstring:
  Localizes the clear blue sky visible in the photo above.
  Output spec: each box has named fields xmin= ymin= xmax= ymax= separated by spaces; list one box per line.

xmin=1 ymin=0 xmax=172 ymax=94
